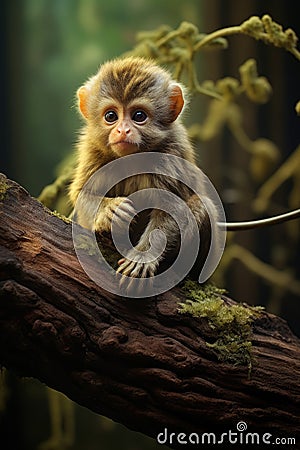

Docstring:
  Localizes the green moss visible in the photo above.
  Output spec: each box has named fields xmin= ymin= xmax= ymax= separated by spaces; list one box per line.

xmin=74 ymin=234 xmax=102 ymax=259
xmin=74 ymin=233 xmax=120 ymax=269
xmin=0 ymin=179 xmax=9 ymax=202
xmin=98 ymin=245 xmax=120 ymax=269
xmin=178 ymin=280 xmax=263 ymax=374
xmin=49 ymin=209 xmax=72 ymax=224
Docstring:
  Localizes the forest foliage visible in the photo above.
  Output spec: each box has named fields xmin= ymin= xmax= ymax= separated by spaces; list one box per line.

xmin=2 ymin=3 xmax=300 ymax=450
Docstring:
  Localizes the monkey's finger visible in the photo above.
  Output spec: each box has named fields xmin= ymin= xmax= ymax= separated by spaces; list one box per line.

xmin=140 ymin=263 xmax=156 ymax=278
xmin=121 ymin=271 xmax=149 ymax=293
xmin=130 ymin=269 xmax=154 ymax=294
xmin=117 ymin=264 xmax=154 ymax=294
xmin=116 ymin=260 xmax=127 ymax=272
xmin=117 ymin=258 xmax=126 ymax=265
xmin=116 ymin=259 xmax=133 ymax=275
xmin=114 ymin=204 xmax=136 ymax=216
xmin=119 ymin=261 xmax=137 ymax=277
xmin=129 ymin=276 xmax=149 ymax=293
xmin=117 ymin=199 xmax=137 ymax=214
xmin=120 ymin=198 xmax=134 ymax=206
xmin=118 ymin=270 xmax=138 ymax=290
xmin=122 ymin=275 xmax=137 ymax=291
xmin=130 ymin=263 xmax=145 ymax=278
xmin=112 ymin=202 xmax=137 ymax=229
xmin=113 ymin=209 xmax=137 ymax=225
xmin=118 ymin=274 xmax=129 ymax=289
xmin=108 ymin=198 xmax=135 ymax=215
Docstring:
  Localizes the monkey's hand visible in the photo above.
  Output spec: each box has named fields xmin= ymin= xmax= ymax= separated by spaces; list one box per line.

xmin=94 ymin=197 xmax=136 ymax=233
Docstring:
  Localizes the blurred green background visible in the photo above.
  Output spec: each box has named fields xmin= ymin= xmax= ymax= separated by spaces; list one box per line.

xmin=1 ymin=1 xmax=300 ymax=449
xmin=2 ymin=0 xmax=207 ymax=196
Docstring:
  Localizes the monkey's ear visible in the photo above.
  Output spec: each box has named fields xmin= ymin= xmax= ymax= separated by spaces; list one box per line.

xmin=169 ymin=84 xmax=184 ymax=122
xmin=77 ymin=86 xmax=89 ymax=119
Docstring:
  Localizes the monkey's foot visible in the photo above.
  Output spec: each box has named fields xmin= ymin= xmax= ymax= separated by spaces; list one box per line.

xmin=117 ymin=256 xmax=158 ymax=278
xmin=116 ymin=251 xmax=159 ymax=292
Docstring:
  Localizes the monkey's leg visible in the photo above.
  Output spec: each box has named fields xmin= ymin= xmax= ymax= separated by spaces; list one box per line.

xmin=117 ymin=209 xmax=179 ymax=279
xmin=117 ymin=194 xmax=217 ymax=282
xmin=117 ymin=195 xmax=216 ymax=281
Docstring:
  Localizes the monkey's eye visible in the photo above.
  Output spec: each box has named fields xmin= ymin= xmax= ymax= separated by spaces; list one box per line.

xmin=104 ymin=110 xmax=118 ymax=123
xmin=132 ymin=110 xmax=147 ymax=123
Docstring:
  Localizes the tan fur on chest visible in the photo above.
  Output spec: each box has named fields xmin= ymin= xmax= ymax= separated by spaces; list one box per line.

xmin=114 ymin=174 xmax=153 ymax=196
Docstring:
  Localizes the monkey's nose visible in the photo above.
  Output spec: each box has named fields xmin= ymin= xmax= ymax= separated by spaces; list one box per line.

xmin=117 ymin=123 xmax=131 ymax=135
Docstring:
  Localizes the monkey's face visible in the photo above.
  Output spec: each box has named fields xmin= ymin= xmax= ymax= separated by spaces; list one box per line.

xmin=100 ymin=99 xmax=149 ymax=156
xmin=76 ymin=57 xmax=186 ymax=157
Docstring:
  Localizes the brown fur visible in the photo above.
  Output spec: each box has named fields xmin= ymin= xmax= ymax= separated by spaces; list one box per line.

xmin=69 ymin=57 xmax=215 ymax=279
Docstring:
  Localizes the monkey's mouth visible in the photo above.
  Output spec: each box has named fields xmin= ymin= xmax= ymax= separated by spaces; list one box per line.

xmin=112 ymin=140 xmax=138 ymax=154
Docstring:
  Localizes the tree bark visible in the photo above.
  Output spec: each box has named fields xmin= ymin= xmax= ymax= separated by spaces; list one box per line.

xmin=0 ymin=173 xmax=299 ymax=448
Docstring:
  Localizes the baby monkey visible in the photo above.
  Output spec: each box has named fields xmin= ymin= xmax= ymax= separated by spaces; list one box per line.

xmin=69 ymin=56 xmax=214 ymax=280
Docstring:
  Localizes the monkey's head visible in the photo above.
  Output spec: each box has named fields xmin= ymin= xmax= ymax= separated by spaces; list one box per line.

xmin=77 ymin=57 xmax=186 ymax=156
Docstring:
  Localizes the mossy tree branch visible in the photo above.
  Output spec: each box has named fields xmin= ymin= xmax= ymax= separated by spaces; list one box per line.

xmin=0 ymin=173 xmax=300 ymax=448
